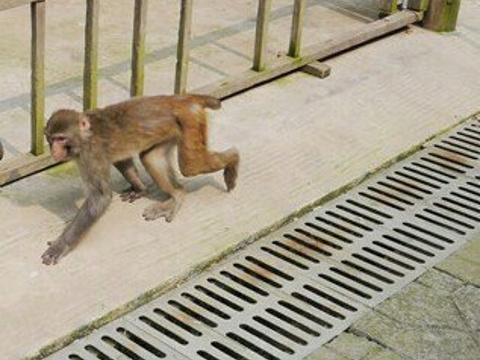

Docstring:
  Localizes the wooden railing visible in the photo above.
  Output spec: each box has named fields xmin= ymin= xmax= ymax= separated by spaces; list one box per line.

xmin=0 ymin=0 xmax=460 ymax=185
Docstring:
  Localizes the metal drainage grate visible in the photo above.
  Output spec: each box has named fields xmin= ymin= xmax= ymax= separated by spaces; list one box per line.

xmin=48 ymin=115 xmax=480 ymax=360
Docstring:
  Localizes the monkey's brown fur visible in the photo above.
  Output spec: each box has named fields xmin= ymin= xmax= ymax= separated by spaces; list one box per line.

xmin=42 ymin=94 xmax=239 ymax=265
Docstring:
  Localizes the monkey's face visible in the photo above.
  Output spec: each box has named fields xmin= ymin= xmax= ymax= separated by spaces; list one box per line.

xmin=45 ymin=133 xmax=75 ymax=161
xmin=45 ymin=109 xmax=83 ymax=161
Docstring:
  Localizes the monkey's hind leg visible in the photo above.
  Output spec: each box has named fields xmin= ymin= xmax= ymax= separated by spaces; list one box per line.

xmin=114 ymin=158 xmax=147 ymax=203
xmin=140 ymin=142 xmax=185 ymax=222
xmin=177 ymin=111 xmax=239 ymax=191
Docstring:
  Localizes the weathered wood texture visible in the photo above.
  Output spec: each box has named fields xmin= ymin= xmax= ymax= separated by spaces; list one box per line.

xmin=0 ymin=10 xmax=420 ymax=186
xmin=83 ymin=0 xmax=99 ymax=110
xmin=408 ymin=0 xmax=430 ymax=11
xmin=30 ymin=0 xmax=46 ymax=156
xmin=301 ymin=61 xmax=331 ymax=79
xmin=0 ymin=0 xmax=38 ymax=12
xmin=0 ymin=153 xmax=56 ymax=185
xmin=253 ymin=0 xmax=272 ymax=71
xmin=197 ymin=11 xmax=419 ymax=99
xmin=131 ymin=0 xmax=148 ymax=97
xmin=174 ymin=0 xmax=193 ymax=95
xmin=379 ymin=0 xmax=398 ymax=15
xmin=423 ymin=0 xmax=461 ymax=32
xmin=288 ymin=0 xmax=306 ymax=58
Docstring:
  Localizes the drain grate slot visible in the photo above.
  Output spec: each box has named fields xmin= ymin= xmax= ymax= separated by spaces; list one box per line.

xmin=47 ymin=117 xmax=480 ymax=360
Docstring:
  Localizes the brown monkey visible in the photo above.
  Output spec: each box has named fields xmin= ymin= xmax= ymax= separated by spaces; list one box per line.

xmin=42 ymin=94 xmax=239 ymax=265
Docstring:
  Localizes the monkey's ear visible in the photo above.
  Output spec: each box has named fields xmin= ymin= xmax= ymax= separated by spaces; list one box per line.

xmin=79 ymin=115 xmax=91 ymax=133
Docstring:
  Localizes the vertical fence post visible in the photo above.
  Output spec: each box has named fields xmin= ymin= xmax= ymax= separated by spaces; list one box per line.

xmin=31 ymin=0 xmax=46 ymax=156
xmin=408 ymin=0 xmax=430 ymax=11
xmin=253 ymin=0 xmax=272 ymax=72
xmin=174 ymin=0 xmax=193 ymax=95
xmin=84 ymin=0 xmax=99 ymax=110
xmin=379 ymin=0 xmax=398 ymax=16
xmin=423 ymin=0 xmax=461 ymax=32
xmin=288 ymin=0 xmax=306 ymax=58
xmin=131 ymin=0 xmax=148 ymax=97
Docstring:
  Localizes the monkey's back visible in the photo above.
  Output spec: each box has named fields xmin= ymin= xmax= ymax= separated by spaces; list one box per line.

xmin=88 ymin=95 xmax=214 ymax=163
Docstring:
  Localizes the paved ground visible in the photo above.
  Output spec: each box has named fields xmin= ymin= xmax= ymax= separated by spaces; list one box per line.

xmin=306 ymin=237 xmax=480 ymax=360
xmin=0 ymin=0 xmax=480 ymax=359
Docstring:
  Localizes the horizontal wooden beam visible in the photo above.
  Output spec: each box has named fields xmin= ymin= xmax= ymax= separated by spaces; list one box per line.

xmin=0 ymin=153 xmax=57 ymax=185
xmin=0 ymin=0 xmax=40 ymax=12
xmin=196 ymin=11 xmax=420 ymax=99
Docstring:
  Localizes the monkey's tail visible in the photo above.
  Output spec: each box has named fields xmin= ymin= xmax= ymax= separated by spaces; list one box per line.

xmin=195 ymin=95 xmax=221 ymax=110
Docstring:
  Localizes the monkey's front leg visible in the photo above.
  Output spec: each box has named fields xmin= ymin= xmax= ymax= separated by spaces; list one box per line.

xmin=41 ymin=190 xmax=112 ymax=265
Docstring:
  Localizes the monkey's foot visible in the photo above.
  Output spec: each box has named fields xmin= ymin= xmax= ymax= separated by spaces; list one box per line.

xmin=224 ymin=149 xmax=240 ymax=192
xmin=120 ymin=187 xmax=146 ymax=203
xmin=142 ymin=198 xmax=182 ymax=222
xmin=41 ymin=240 xmax=70 ymax=265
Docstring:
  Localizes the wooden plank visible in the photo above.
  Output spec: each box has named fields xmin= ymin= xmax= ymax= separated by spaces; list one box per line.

xmin=379 ymin=0 xmax=398 ymax=15
xmin=130 ymin=0 xmax=148 ymax=97
xmin=0 ymin=0 xmax=38 ymax=12
xmin=252 ymin=0 xmax=272 ymax=72
xmin=174 ymin=0 xmax=193 ymax=95
xmin=423 ymin=0 xmax=461 ymax=32
xmin=288 ymin=0 xmax=306 ymax=58
xmin=408 ymin=0 xmax=430 ymax=11
xmin=30 ymin=0 xmax=45 ymax=156
xmin=196 ymin=11 xmax=420 ymax=99
xmin=83 ymin=0 xmax=99 ymax=110
xmin=301 ymin=61 xmax=331 ymax=79
xmin=0 ymin=153 xmax=56 ymax=186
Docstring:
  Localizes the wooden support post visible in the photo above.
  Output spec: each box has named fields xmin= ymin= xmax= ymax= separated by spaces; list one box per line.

xmin=301 ymin=61 xmax=331 ymax=79
xmin=288 ymin=0 xmax=306 ymax=58
xmin=174 ymin=0 xmax=193 ymax=95
xmin=423 ymin=0 xmax=461 ymax=32
xmin=30 ymin=0 xmax=46 ymax=156
xmin=379 ymin=0 xmax=398 ymax=16
xmin=408 ymin=0 xmax=430 ymax=11
xmin=253 ymin=0 xmax=272 ymax=71
xmin=131 ymin=0 xmax=148 ymax=97
xmin=84 ymin=0 xmax=99 ymax=110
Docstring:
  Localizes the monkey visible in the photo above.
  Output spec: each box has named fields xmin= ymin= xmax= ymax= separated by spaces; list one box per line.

xmin=41 ymin=94 xmax=239 ymax=265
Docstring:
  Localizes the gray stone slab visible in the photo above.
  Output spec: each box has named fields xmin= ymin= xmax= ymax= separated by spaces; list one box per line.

xmin=324 ymin=332 xmax=385 ymax=360
xmin=436 ymin=237 xmax=480 ymax=287
xmin=352 ymin=270 xmax=480 ymax=360
xmin=304 ymin=346 xmax=350 ymax=360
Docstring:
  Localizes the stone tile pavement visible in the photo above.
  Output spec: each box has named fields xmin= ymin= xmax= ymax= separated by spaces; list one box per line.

xmin=305 ymin=237 xmax=480 ymax=360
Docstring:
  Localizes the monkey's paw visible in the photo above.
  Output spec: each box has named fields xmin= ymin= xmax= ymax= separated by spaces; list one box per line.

xmin=142 ymin=200 xmax=178 ymax=222
xmin=41 ymin=240 xmax=70 ymax=265
xmin=120 ymin=187 xmax=146 ymax=203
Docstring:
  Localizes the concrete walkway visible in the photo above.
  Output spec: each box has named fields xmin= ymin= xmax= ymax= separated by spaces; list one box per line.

xmin=0 ymin=0 xmax=480 ymax=359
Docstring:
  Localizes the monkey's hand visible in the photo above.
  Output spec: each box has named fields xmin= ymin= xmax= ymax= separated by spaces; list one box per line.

xmin=41 ymin=239 xmax=70 ymax=265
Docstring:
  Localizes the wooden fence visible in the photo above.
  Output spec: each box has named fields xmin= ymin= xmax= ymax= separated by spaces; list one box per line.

xmin=0 ymin=0 xmax=460 ymax=185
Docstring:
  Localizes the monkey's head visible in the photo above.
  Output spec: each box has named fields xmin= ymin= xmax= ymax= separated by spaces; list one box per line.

xmin=45 ymin=109 xmax=91 ymax=161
